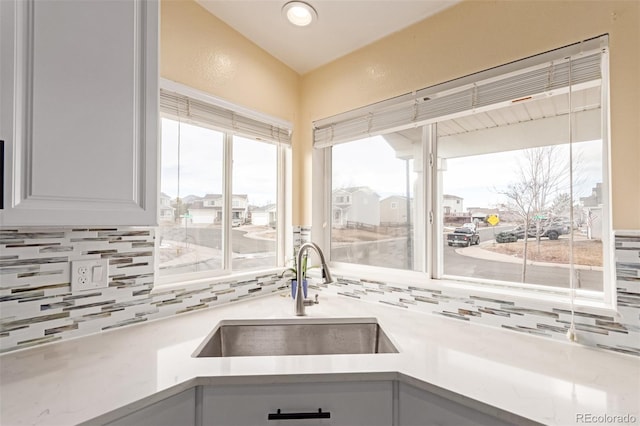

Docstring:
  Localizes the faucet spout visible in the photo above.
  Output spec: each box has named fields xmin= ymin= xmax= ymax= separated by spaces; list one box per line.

xmin=295 ymin=242 xmax=332 ymax=316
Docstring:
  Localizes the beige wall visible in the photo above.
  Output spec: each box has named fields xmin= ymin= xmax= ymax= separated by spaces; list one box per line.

xmin=161 ymin=0 xmax=639 ymax=229
xmin=160 ymin=0 xmax=301 ymax=147
xmin=161 ymin=0 xmax=305 ymax=222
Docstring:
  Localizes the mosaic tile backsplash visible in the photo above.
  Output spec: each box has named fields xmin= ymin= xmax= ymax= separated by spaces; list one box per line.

xmin=311 ymin=232 xmax=640 ymax=357
xmin=0 ymin=228 xmax=287 ymax=353
xmin=0 ymin=227 xmax=638 ymax=356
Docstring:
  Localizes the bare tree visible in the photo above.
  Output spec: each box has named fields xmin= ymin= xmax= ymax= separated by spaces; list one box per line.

xmin=550 ymin=193 xmax=572 ymax=218
xmin=501 ymin=180 xmax=535 ymax=282
xmin=520 ymin=147 xmax=567 ymax=215
xmin=499 ymin=145 xmax=571 ymax=282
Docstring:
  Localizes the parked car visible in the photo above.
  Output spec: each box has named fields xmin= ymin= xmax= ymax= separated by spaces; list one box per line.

xmin=495 ymin=230 xmax=518 ymax=243
xmin=547 ymin=218 xmax=572 ymax=235
xmin=495 ymin=221 xmax=567 ymax=243
xmin=447 ymin=227 xmax=480 ymax=247
xmin=232 ymin=218 xmax=242 ymax=227
xmin=461 ymin=222 xmax=477 ymax=232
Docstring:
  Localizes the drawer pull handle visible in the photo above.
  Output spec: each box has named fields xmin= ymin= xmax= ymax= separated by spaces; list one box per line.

xmin=268 ymin=408 xmax=331 ymax=420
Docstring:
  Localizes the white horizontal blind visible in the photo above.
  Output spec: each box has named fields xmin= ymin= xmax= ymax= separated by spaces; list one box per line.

xmin=160 ymin=88 xmax=292 ymax=145
xmin=314 ymin=36 xmax=606 ymax=147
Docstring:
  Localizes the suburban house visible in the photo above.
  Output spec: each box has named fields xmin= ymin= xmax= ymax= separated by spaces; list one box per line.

xmin=442 ymin=194 xmax=464 ymax=215
xmin=250 ymin=204 xmax=277 ymax=227
xmin=580 ymin=183 xmax=604 ymax=239
xmin=187 ymin=194 xmax=249 ymax=225
xmin=159 ymin=192 xmax=175 ymax=223
xmin=332 ymin=187 xmax=380 ymax=228
xmin=380 ymin=195 xmax=413 ymax=225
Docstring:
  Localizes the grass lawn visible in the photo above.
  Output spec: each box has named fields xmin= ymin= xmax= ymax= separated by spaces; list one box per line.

xmin=485 ymin=238 xmax=603 ymax=266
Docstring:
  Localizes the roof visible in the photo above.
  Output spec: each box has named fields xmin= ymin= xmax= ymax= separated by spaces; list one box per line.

xmin=333 ymin=186 xmax=380 ymax=197
xmin=202 ymin=193 xmax=248 ymax=200
xmin=443 ymin=194 xmax=463 ymax=200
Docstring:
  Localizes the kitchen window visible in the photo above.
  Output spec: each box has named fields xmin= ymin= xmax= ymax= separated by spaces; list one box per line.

xmin=157 ymin=81 xmax=291 ymax=285
xmin=315 ymin=35 xmax=612 ymax=303
xmin=330 ymin=136 xmax=420 ymax=271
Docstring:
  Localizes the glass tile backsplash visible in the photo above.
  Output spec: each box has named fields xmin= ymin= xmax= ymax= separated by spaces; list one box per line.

xmin=1 ymin=227 xmax=638 ymax=356
xmin=0 ymin=228 xmax=287 ymax=353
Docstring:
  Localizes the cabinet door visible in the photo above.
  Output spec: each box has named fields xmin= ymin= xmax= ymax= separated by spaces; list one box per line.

xmin=105 ymin=389 xmax=196 ymax=426
xmin=202 ymin=381 xmax=393 ymax=426
xmin=398 ymin=382 xmax=517 ymax=426
xmin=0 ymin=0 xmax=158 ymax=226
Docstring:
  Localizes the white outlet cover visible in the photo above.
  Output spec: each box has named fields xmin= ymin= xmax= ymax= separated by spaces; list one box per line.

xmin=71 ymin=259 xmax=109 ymax=292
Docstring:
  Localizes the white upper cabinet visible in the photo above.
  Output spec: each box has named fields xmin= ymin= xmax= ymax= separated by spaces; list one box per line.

xmin=0 ymin=0 xmax=158 ymax=226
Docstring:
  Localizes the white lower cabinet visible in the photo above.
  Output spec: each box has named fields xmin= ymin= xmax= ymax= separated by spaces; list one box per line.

xmin=96 ymin=379 xmax=523 ymax=426
xmin=397 ymin=382 xmax=516 ymax=426
xmin=105 ymin=389 xmax=196 ymax=426
xmin=201 ymin=381 xmax=394 ymax=426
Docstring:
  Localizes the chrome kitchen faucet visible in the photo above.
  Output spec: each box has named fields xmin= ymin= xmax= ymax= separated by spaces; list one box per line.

xmin=295 ymin=242 xmax=333 ymax=316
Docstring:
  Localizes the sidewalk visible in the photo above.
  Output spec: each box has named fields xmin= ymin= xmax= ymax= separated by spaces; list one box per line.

xmin=158 ymin=240 xmax=222 ymax=269
xmin=241 ymin=225 xmax=276 ymax=241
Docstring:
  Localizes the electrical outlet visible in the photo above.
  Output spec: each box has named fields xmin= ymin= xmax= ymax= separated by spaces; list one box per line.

xmin=71 ymin=259 xmax=109 ymax=292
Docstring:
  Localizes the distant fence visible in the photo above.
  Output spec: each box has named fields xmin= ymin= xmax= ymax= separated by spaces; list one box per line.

xmin=443 ymin=216 xmax=474 ymax=227
xmin=345 ymin=221 xmax=412 ymax=236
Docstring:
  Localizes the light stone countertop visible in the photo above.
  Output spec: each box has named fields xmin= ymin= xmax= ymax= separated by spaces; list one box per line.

xmin=1 ymin=292 xmax=638 ymax=425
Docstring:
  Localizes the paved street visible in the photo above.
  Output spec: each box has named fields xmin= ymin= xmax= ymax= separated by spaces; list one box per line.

xmin=333 ymin=225 xmax=603 ymax=291
xmin=158 ymin=225 xmax=276 ymax=274
xmin=160 ymin=225 xmax=275 ymax=253
xmin=455 ymin=226 xmax=602 ymax=291
xmin=159 ymin=224 xmax=602 ymax=291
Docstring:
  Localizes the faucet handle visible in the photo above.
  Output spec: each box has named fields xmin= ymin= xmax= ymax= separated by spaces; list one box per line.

xmin=303 ymin=294 xmax=319 ymax=306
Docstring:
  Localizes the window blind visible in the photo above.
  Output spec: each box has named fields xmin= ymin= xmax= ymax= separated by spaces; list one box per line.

xmin=314 ymin=35 xmax=607 ymax=147
xmin=160 ymin=84 xmax=292 ymax=145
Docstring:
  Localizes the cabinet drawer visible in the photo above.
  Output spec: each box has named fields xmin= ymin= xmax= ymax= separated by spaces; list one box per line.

xmin=105 ymin=389 xmax=196 ymax=426
xmin=398 ymin=382 xmax=517 ymax=426
xmin=202 ymin=381 xmax=393 ymax=426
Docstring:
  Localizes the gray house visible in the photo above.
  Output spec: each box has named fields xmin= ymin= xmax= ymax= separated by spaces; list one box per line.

xmin=332 ymin=187 xmax=380 ymax=228
xmin=380 ymin=195 xmax=413 ymax=225
xmin=159 ymin=192 xmax=176 ymax=223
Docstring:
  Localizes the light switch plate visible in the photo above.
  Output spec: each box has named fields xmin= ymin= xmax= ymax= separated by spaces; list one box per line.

xmin=71 ymin=259 xmax=109 ymax=292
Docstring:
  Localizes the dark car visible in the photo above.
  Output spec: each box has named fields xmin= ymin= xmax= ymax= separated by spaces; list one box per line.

xmin=496 ymin=222 xmax=566 ymax=243
xmin=495 ymin=230 xmax=518 ymax=243
xmin=447 ymin=227 xmax=480 ymax=247
xmin=519 ymin=223 xmax=567 ymax=240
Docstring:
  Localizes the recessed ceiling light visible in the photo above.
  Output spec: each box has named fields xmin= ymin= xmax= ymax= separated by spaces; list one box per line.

xmin=282 ymin=1 xmax=318 ymax=27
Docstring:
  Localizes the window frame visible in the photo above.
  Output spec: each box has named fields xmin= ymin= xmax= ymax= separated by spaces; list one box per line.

xmin=155 ymin=81 xmax=292 ymax=288
xmin=314 ymin=37 xmax=615 ymax=309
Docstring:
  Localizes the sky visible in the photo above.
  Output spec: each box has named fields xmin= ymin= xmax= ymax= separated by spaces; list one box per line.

xmin=443 ymin=140 xmax=603 ymax=209
xmin=333 ymin=136 xmax=415 ymax=199
xmin=161 ymin=118 xmax=277 ymax=206
xmin=162 ymin=118 xmax=603 ymax=212
xmin=332 ymin=134 xmax=603 ymax=210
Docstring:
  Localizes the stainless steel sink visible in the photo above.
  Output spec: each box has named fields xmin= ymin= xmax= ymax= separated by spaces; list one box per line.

xmin=192 ymin=317 xmax=399 ymax=357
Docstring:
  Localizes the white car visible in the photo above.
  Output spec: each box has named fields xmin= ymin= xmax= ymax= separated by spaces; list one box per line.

xmin=461 ymin=222 xmax=476 ymax=232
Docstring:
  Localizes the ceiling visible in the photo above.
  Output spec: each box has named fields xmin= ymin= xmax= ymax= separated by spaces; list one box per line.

xmin=196 ymin=0 xmax=461 ymax=75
